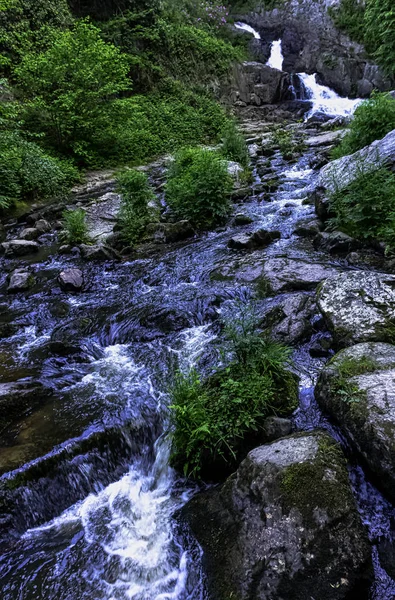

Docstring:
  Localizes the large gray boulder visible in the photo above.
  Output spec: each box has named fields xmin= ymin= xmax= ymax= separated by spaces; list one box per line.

xmin=316 ymin=342 xmax=395 ymax=502
xmin=258 ymin=257 xmax=339 ymax=294
xmin=317 ymin=271 xmax=395 ymax=346
xmin=58 ymin=268 xmax=84 ymax=292
xmin=182 ymin=431 xmax=372 ymax=600
xmin=7 ymin=269 xmax=35 ymax=293
xmin=261 ymin=292 xmax=316 ymax=344
xmin=320 ymin=129 xmax=395 ymax=193
xmin=146 ymin=220 xmax=195 ymax=244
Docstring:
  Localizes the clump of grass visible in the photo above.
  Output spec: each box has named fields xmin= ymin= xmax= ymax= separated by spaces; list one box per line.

xmin=169 ymin=302 xmax=298 ymax=479
xmin=117 ymin=169 xmax=158 ymax=246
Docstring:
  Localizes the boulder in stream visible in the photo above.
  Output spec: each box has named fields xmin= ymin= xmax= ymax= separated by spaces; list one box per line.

xmin=181 ymin=431 xmax=372 ymax=600
xmin=258 ymin=257 xmax=339 ymax=294
xmin=18 ymin=227 xmax=40 ymax=241
xmin=316 ymin=342 xmax=395 ymax=502
xmin=7 ymin=269 xmax=35 ymax=293
xmin=58 ymin=268 xmax=84 ymax=292
xmin=1 ymin=239 xmax=39 ymax=257
xmin=317 ymin=271 xmax=395 ymax=345
xmin=228 ymin=229 xmax=280 ymax=250
xmin=146 ymin=220 xmax=195 ymax=244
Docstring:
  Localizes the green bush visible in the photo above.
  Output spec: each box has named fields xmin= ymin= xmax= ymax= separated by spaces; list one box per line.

xmin=221 ymin=120 xmax=249 ymax=168
xmin=329 ymin=166 xmax=395 ymax=249
xmin=332 ymin=92 xmax=395 ymax=159
xmin=60 ymin=208 xmax=89 ymax=245
xmin=169 ymin=303 xmax=298 ymax=479
xmin=117 ymin=169 xmax=158 ymax=245
xmin=0 ymin=132 xmax=78 ymax=209
xmin=270 ymin=125 xmax=305 ymax=160
xmin=166 ymin=147 xmax=233 ymax=228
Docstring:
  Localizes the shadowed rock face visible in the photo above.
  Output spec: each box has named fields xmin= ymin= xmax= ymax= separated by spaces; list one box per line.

xmin=316 ymin=343 xmax=395 ymax=502
xmin=234 ymin=0 xmax=394 ymax=97
xmin=181 ymin=431 xmax=373 ymax=600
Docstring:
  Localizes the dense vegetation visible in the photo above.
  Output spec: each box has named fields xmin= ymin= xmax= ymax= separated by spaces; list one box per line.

xmin=330 ymin=167 xmax=395 ymax=251
xmin=0 ymin=0 xmax=245 ymax=213
xmin=169 ymin=304 xmax=298 ymax=479
xmin=329 ymin=0 xmax=395 ymax=79
xmin=332 ymin=92 xmax=395 ymax=159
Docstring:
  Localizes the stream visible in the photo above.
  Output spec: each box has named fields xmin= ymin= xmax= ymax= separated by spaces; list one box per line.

xmin=1 ymin=32 xmax=395 ymax=600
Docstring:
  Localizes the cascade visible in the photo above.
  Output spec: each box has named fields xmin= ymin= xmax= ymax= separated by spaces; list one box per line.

xmin=266 ymin=40 xmax=284 ymax=71
xmin=234 ymin=21 xmax=261 ymax=39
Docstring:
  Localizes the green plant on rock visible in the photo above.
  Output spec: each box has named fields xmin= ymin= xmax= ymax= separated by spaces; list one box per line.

xmin=332 ymin=92 xmax=395 ymax=159
xmin=60 ymin=208 xmax=89 ymax=245
xmin=270 ymin=125 xmax=305 ymax=161
xmin=365 ymin=0 xmax=395 ymax=79
xmin=329 ymin=165 xmax=395 ymax=249
xmin=117 ymin=169 xmax=158 ymax=245
xmin=166 ymin=147 xmax=233 ymax=229
xmin=221 ymin=120 xmax=249 ymax=168
xmin=169 ymin=302 xmax=297 ymax=479
xmin=328 ymin=0 xmax=365 ymax=45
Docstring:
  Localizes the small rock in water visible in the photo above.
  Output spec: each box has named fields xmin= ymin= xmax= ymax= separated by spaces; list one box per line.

xmin=228 ymin=229 xmax=280 ymax=250
xmin=232 ymin=213 xmax=253 ymax=226
xmin=19 ymin=227 xmax=40 ymax=241
xmin=58 ymin=268 xmax=84 ymax=292
xmin=7 ymin=269 xmax=35 ymax=293
xmin=145 ymin=220 xmax=195 ymax=244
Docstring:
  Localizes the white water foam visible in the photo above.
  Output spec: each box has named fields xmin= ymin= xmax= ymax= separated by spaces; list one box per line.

xmin=234 ymin=21 xmax=261 ymax=39
xmin=266 ymin=40 xmax=284 ymax=71
xmin=299 ymin=72 xmax=361 ymax=116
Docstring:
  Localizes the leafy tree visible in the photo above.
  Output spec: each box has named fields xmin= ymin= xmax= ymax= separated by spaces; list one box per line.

xmin=15 ymin=20 xmax=131 ymax=158
xmin=365 ymin=0 xmax=395 ymax=78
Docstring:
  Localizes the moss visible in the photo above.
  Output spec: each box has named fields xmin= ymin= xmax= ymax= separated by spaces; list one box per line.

xmin=281 ymin=435 xmax=353 ymax=528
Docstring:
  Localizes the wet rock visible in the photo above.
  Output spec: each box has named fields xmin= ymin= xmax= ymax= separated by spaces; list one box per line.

xmin=228 ymin=62 xmax=291 ymax=106
xmin=7 ymin=269 xmax=35 ymax=293
xmin=80 ymin=243 xmax=121 ymax=261
xmin=261 ymin=293 xmax=316 ymax=343
xmin=232 ymin=213 xmax=253 ymax=226
xmin=146 ymin=221 xmax=195 ymax=244
xmin=305 ymin=130 xmax=344 ymax=147
xmin=262 ymin=415 xmax=292 ymax=441
xmin=313 ymin=231 xmax=362 ymax=254
xmin=320 ymin=129 xmax=395 ymax=193
xmin=317 ymin=271 xmax=395 ymax=346
xmin=314 ymin=188 xmax=334 ymax=222
xmin=309 ymin=336 xmax=333 ymax=357
xmin=18 ymin=227 xmax=40 ymax=241
xmin=58 ymin=268 xmax=84 ymax=292
xmin=293 ymin=218 xmax=321 ymax=237
xmin=1 ymin=239 xmax=39 ymax=257
xmin=0 ymin=381 xmax=47 ymax=432
xmin=35 ymin=219 xmax=51 ymax=234
xmin=259 ymin=257 xmax=339 ymax=294
xmin=181 ymin=432 xmax=372 ymax=600
xmin=316 ymin=342 xmax=395 ymax=501
xmin=305 ymin=111 xmax=336 ymax=126
xmin=228 ymin=229 xmax=280 ymax=250
xmin=58 ymin=244 xmax=72 ymax=255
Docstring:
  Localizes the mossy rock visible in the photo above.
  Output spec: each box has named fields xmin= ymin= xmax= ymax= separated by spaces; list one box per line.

xmin=316 ymin=342 xmax=395 ymax=501
xmin=180 ymin=431 xmax=372 ymax=600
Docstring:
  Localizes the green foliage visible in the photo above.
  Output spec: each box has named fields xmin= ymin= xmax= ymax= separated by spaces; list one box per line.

xmin=270 ymin=125 xmax=305 ymax=160
xmin=221 ymin=120 xmax=249 ymax=168
xmin=166 ymin=147 xmax=233 ymax=229
xmin=0 ymin=132 xmax=78 ymax=209
xmin=116 ymin=169 xmax=158 ymax=245
xmin=15 ymin=20 xmax=131 ymax=159
xmin=332 ymin=92 xmax=395 ymax=159
xmin=365 ymin=0 xmax=395 ymax=78
xmin=94 ymin=83 xmax=228 ymax=166
xmin=60 ymin=208 xmax=89 ymax=245
xmin=329 ymin=166 xmax=395 ymax=249
xmin=169 ymin=303 xmax=297 ymax=479
xmin=0 ymin=0 xmax=72 ymax=73
xmin=328 ymin=0 xmax=365 ymax=45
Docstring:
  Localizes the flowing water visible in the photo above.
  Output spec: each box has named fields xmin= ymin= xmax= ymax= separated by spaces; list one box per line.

xmin=0 ymin=40 xmax=392 ymax=599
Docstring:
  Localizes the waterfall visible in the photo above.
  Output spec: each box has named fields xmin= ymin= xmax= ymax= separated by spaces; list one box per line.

xmin=266 ymin=40 xmax=284 ymax=71
xmin=298 ymin=72 xmax=361 ymax=116
xmin=234 ymin=22 xmax=261 ymax=39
